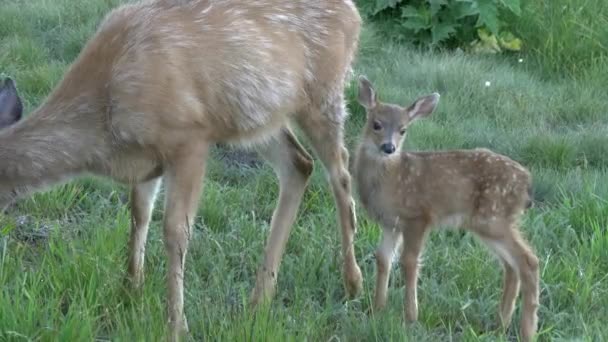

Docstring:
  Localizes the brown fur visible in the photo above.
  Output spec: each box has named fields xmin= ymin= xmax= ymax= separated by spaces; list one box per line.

xmin=0 ymin=1 xmax=364 ymax=340
xmin=353 ymin=76 xmax=539 ymax=342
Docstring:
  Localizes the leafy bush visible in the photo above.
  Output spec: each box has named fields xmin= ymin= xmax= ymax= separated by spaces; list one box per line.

xmin=357 ymin=0 xmax=522 ymax=52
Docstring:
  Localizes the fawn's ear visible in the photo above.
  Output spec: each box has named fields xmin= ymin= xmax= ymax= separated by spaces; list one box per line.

xmin=0 ymin=77 xmax=23 ymax=129
xmin=405 ymin=93 xmax=440 ymax=121
xmin=357 ymin=75 xmax=377 ymax=110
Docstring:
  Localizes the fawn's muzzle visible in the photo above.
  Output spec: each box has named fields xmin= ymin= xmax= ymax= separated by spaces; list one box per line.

xmin=380 ymin=143 xmax=396 ymax=154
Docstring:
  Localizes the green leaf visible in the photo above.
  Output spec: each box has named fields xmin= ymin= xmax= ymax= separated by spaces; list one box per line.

xmin=401 ymin=4 xmax=431 ymax=33
xmin=499 ymin=0 xmax=521 ymax=16
xmin=372 ymin=0 xmax=404 ymax=15
xmin=498 ymin=31 xmax=523 ymax=51
xmin=428 ymin=0 xmax=448 ymax=16
xmin=401 ymin=5 xmax=422 ymax=18
xmin=470 ymin=28 xmax=501 ymax=53
xmin=431 ymin=23 xmax=456 ymax=44
xmin=401 ymin=17 xmax=432 ymax=32
xmin=451 ymin=1 xmax=479 ymax=19
xmin=476 ymin=0 xmax=499 ymax=34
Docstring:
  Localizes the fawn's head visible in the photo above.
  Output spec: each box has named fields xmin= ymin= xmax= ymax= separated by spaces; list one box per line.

xmin=356 ymin=76 xmax=439 ymax=156
xmin=0 ymin=77 xmax=23 ymax=129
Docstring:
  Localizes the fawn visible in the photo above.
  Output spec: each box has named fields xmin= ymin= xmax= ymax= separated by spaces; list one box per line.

xmin=0 ymin=0 xmax=365 ymax=339
xmin=353 ymin=76 xmax=539 ymax=341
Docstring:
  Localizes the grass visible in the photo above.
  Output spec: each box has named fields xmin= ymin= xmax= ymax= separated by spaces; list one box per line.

xmin=511 ymin=0 xmax=608 ymax=81
xmin=1 ymin=0 xmax=608 ymax=341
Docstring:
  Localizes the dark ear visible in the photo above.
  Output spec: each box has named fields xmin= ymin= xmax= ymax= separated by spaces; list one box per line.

xmin=405 ymin=92 xmax=440 ymax=121
xmin=0 ymin=77 xmax=24 ymax=129
xmin=357 ymin=75 xmax=377 ymax=109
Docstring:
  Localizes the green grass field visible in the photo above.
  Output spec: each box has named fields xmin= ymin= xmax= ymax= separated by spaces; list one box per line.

xmin=1 ymin=0 xmax=607 ymax=341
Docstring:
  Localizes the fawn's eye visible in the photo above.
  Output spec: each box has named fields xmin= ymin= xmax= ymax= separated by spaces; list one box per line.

xmin=372 ymin=120 xmax=382 ymax=131
xmin=399 ymin=128 xmax=407 ymax=135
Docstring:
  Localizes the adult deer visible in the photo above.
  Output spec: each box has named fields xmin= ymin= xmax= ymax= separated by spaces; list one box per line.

xmin=0 ymin=0 xmax=363 ymax=339
xmin=353 ymin=76 xmax=539 ymax=341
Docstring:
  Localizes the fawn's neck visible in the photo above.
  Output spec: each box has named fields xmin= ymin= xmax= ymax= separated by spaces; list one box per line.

xmin=354 ymin=142 xmax=392 ymax=201
xmin=354 ymin=141 xmax=405 ymax=180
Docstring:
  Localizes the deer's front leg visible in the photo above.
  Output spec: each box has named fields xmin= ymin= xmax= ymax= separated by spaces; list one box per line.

xmin=162 ymin=144 xmax=208 ymax=341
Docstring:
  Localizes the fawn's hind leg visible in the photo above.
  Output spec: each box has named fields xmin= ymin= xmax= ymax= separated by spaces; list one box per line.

xmin=478 ymin=224 xmax=539 ymax=342
xmin=250 ymin=127 xmax=314 ymax=306
xmin=296 ymin=99 xmax=363 ymax=299
xmin=498 ymin=259 xmax=520 ymax=329
xmin=126 ymin=177 xmax=161 ymax=288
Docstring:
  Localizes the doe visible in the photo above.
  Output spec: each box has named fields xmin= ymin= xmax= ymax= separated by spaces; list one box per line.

xmin=0 ymin=0 xmax=364 ymax=340
xmin=353 ymin=76 xmax=539 ymax=341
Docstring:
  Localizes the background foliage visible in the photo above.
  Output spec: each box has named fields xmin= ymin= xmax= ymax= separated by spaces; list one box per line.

xmin=356 ymin=0 xmax=523 ymax=52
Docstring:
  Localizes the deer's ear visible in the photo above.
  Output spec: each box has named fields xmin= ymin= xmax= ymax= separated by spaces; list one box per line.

xmin=405 ymin=93 xmax=440 ymax=121
xmin=0 ymin=77 xmax=23 ymax=129
xmin=357 ymin=75 xmax=377 ymax=109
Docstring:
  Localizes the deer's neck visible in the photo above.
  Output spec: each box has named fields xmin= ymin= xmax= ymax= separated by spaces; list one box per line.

xmin=0 ymin=98 xmax=106 ymax=199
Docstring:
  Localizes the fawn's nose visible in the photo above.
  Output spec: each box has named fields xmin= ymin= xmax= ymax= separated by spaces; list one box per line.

xmin=380 ymin=143 xmax=396 ymax=154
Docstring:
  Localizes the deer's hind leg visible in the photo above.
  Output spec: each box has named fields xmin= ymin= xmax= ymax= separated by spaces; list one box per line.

xmin=126 ymin=177 xmax=161 ymax=288
xmin=250 ymin=127 xmax=314 ymax=306
xmin=295 ymin=97 xmax=363 ymax=299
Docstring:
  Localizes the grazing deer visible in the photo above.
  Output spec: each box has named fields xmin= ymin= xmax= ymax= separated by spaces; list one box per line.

xmin=0 ymin=0 xmax=364 ymax=339
xmin=353 ymin=76 xmax=539 ymax=341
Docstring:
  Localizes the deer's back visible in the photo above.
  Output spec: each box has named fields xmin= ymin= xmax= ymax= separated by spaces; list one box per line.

xmin=64 ymin=0 xmax=360 ymax=148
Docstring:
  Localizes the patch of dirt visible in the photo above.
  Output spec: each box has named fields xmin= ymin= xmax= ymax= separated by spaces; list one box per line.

xmin=214 ymin=144 xmax=264 ymax=169
xmin=10 ymin=215 xmax=51 ymax=246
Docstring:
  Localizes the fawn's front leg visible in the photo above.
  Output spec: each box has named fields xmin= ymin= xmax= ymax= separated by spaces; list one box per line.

xmin=400 ymin=220 xmax=429 ymax=322
xmin=374 ymin=227 xmax=401 ymax=310
xmin=162 ymin=143 xmax=209 ymax=342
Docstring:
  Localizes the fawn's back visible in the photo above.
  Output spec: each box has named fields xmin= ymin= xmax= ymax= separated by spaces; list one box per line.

xmin=358 ymin=148 xmax=532 ymax=228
